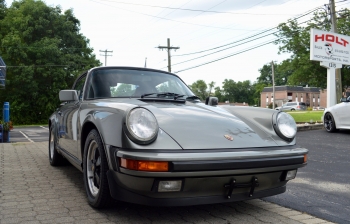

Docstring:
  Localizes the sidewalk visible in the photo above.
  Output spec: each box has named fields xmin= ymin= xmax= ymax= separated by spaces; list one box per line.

xmin=0 ymin=142 xmax=333 ymax=224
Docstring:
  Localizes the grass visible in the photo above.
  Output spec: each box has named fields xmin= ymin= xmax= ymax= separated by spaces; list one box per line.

xmin=287 ymin=111 xmax=324 ymax=123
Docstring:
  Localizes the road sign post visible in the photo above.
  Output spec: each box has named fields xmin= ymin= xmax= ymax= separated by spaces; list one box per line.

xmin=320 ymin=62 xmax=342 ymax=107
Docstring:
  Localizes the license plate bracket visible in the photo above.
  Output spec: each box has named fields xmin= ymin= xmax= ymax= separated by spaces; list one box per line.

xmin=224 ymin=176 xmax=259 ymax=199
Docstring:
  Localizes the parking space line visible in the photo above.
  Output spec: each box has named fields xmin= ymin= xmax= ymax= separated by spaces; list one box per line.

xmin=19 ymin=131 xmax=34 ymax=143
xmin=40 ymin=126 xmax=49 ymax=130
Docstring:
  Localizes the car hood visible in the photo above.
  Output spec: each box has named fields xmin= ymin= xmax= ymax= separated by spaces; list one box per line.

xmin=139 ymin=101 xmax=280 ymax=149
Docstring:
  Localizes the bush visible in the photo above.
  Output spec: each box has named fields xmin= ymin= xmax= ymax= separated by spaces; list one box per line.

xmin=0 ymin=120 xmax=13 ymax=131
xmin=268 ymin=103 xmax=277 ymax=109
xmin=307 ymin=107 xmax=313 ymax=111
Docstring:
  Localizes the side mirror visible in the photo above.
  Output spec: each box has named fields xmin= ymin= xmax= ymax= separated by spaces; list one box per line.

xmin=206 ymin=97 xmax=218 ymax=106
xmin=59 ymin=90 xmax=78 ymax=102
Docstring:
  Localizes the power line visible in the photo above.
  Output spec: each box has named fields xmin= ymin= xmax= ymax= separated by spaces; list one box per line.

xmin=94 ymin=0 xmax=296 ymax=16
xmin=169 ymin=0 xmax=312 ymax=51
xmin=173 ymin=40 xmax=277 ymax=73
xmin=90 ymin=0 xmax=277 ymax=31
xmin=172 ymin=6 xmax=322 ymax=57
xmin=164 ymin=30 xmax=280 ymax=69
xmin=170 ymin=17 xmax=323 ymax=73
xmin=173 ymin=27 xmax=278 ymax=57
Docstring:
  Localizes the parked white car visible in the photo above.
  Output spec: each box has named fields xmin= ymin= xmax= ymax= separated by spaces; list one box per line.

xmin=323 ymin=97 xmax=350 ymax=132
xmin=279 ymin=102 xmax=307 ymax=111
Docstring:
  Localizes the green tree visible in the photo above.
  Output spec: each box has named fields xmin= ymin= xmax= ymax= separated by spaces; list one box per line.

xmin=207 ymin=81 xmax=215 ymax=96
xmin=257 ymin=62 xmax=290 ymax=86
xmin=213 ymin=86 xmax=224 ymax=102
xmin=222 ymin=79 xmax=255 ymax=105
xmin=0 ymin=0 xmax=6 ymax=20
xmin=189 ymin=79 xmax=207 ymax=100
xmin=0 ymin=0 xmax=100 ymax=124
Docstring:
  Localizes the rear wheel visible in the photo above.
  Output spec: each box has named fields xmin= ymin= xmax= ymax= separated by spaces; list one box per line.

xmin=324 ymin=113 xmax=338 ymax=132
xmin=83 ymin=129 xmax=112 ymax=208
xmin=49 ymin=126 xmax=64 ymax=166
xmin=291 ymin=108 xmax=295 ymax=111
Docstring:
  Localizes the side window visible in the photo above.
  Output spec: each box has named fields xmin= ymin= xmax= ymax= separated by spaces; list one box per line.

xmin=73 ymin=76 xmax=86 ymax=100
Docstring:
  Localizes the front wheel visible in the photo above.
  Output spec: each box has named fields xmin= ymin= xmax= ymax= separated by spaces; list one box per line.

xmin=324 ymin=113 xmax=338 ymax=132
xmin=49 ymin=126 xmax=64 ymax=166
xmin=83 ymin=129 xmax=112 ymax=208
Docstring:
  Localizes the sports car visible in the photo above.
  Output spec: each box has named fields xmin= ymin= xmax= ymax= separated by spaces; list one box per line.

xmin=323 ymin=96 xmax=350 ymax=132
xmin=49 ymin=66 xmax=308 ymax=208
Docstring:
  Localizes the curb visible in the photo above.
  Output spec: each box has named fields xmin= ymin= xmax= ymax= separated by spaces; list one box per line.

xmin=297 ymin=123 xmax=324 ymax=131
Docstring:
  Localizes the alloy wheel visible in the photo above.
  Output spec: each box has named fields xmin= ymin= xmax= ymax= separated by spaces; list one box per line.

xmin=86 ymin=140 xmax=101 ymax=197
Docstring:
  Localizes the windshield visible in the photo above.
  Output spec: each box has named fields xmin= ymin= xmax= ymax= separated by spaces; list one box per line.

xmin=85 ymin=68 xmax=195 ymax=99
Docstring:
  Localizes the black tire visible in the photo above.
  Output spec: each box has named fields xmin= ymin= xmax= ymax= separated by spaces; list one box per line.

xmin=324 ymin=113 xmax=338 ymax=132
xmin=291 ymin=108 xmax=295 ymax=111
xmin=83 ymin=129 xmax=112 ymax=208
xmin=49 ymin=126 xmax=64 ymax=166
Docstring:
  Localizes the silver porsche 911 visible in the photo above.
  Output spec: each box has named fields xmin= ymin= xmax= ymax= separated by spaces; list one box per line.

xmin=49 ymin=66 xmax=308 ymax=208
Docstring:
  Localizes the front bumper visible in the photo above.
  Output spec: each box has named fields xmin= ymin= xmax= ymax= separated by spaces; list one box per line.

xmin=105 ymin=145 xmax=308 ymax=206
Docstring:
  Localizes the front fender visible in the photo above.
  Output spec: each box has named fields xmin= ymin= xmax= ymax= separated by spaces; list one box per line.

xmin=80 ymin=107 xmax=182 ymax=151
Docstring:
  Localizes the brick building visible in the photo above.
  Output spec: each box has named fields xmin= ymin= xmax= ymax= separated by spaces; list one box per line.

xmin=261 ymin=86 xmax=327 ymax=108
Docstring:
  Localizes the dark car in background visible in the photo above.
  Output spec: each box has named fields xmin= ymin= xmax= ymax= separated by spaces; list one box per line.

xmin=49 ymin=66 xmax=308 ymax=208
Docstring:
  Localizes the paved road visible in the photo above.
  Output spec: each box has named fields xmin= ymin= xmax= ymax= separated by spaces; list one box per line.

xmin=264 ymin=129 xmax=350 ymax=223
xmin=0 ymin=142 xmax=331 ymax=224
xmin=6 ymin=126 xmax=49 ymax=143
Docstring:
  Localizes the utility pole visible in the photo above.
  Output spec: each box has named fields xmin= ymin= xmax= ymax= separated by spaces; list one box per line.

xmin=99 ymin=49 xmax=113 ymax=66
xmin=329 ymin=0 xmax=342 ymax=102
xmin=157 ymin=38 xmax=179 ymax=72
xmin=271 ymin=61 xmax=275 ymax=109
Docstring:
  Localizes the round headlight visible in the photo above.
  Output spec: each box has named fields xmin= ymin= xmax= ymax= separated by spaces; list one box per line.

xmin=274 ymin=112 xmax=297 ymax=141
xmin=125 ymin=108 xmax=158 ymax=144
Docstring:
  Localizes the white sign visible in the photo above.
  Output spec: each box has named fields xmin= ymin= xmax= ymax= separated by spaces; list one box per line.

xmin=310 ymin=28 xmax=350 ymax=65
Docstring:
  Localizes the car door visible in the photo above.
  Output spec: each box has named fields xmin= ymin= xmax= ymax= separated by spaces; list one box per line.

xmin=58 ymin=75 xmax=86 ymax=157
xmin=282 ymin=103 xmax=292 ymax=111
xmin=336 ymin=102 xmax=350 ymax=127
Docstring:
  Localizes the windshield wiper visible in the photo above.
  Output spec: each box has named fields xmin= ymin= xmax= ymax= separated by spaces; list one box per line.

xmin=141 ymin=92 xmax=185 ymax=100
xmin=186 ymin=95 xmax=201 ymax=101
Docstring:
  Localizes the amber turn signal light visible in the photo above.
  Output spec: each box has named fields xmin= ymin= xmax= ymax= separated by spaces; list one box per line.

xmin=120 ymin=158 xmax=169 ymax=172
xmin=304 ymin=154 xmax=308 ymax=163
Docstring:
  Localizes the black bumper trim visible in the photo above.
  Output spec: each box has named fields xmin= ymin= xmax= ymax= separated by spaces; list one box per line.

xmin=170 ymin=156 xmax=304 ymax=172
xmin=107 ymin=171 xmax=286 ymax=206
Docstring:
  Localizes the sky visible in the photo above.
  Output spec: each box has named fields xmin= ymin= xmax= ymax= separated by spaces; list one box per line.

xmin=4 ymin=0 xmax=350 ymax=88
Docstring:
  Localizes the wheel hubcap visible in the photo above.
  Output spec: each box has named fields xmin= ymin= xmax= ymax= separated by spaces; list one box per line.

xmin=324 ymin=114 xmax=333 ymax=131
xmin=87 ymin=140 xmax=101 ymax=197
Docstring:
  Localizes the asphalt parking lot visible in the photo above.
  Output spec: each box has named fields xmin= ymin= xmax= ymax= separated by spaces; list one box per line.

xmin=0 ymin=138 xmax=333 ymax=223
xmin=4 ymin=126 xmax=49 ymax=143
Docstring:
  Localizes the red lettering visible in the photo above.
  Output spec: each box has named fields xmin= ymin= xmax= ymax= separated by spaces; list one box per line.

xmin=315 ymin=33 xmax=349 ymax=47
xmin=326 ymin=34 xmax=334 ymax=42
xmin=315 ymin=34 xmax=324 ymax=42
xmin=336 ymin=36 xmax=342 ymax=45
